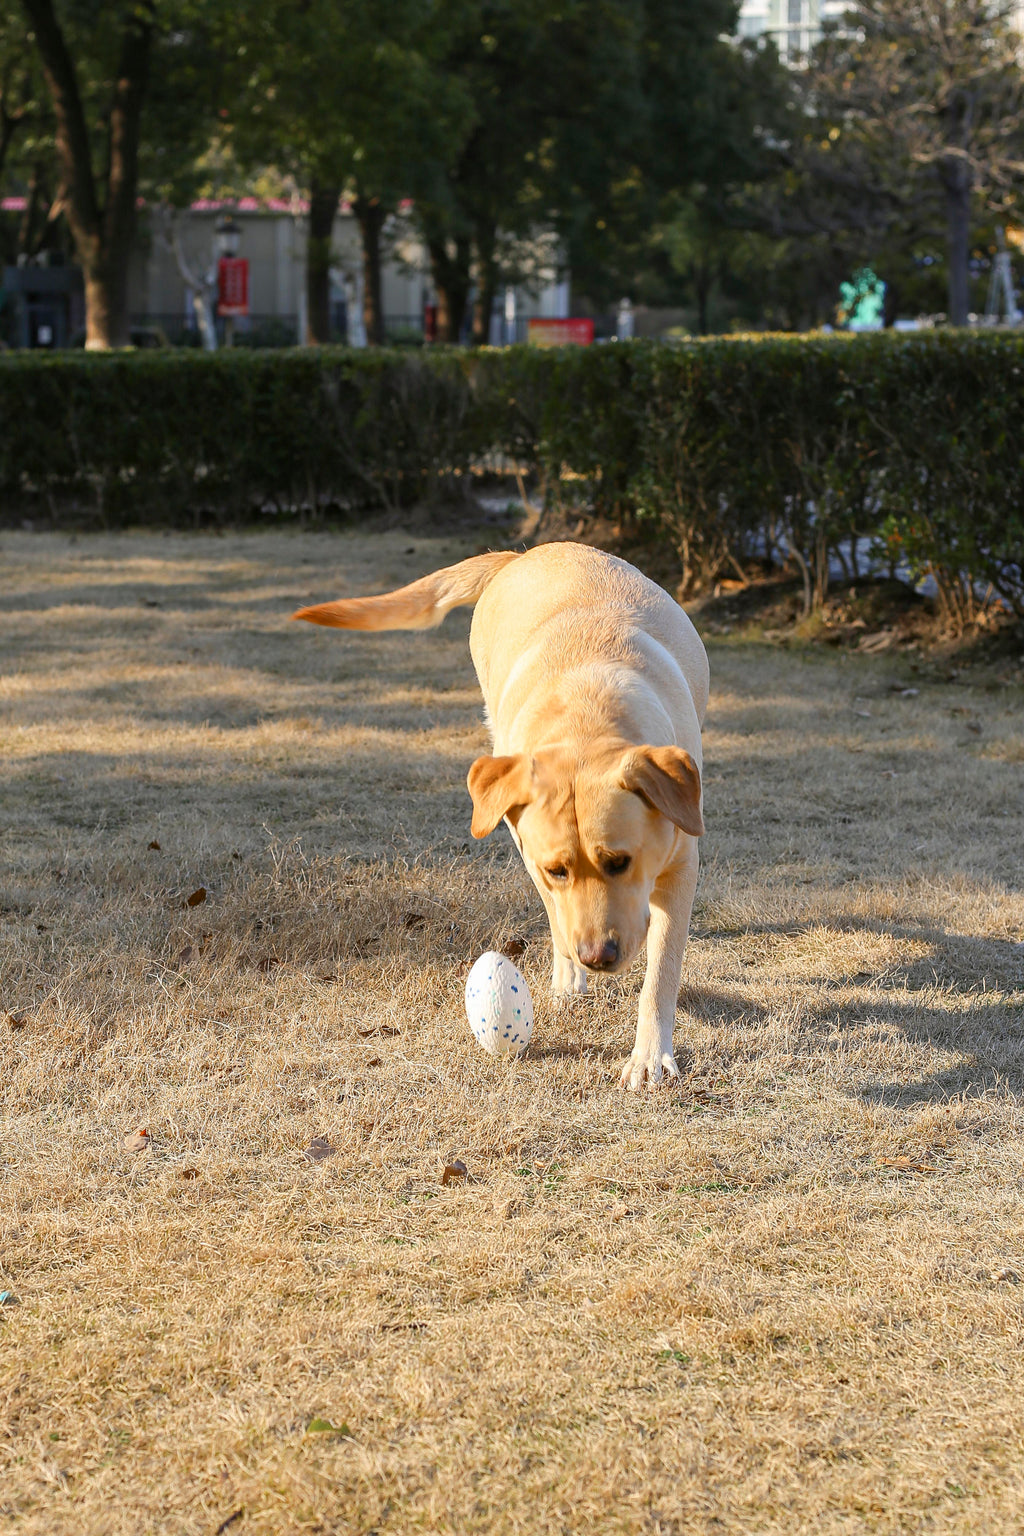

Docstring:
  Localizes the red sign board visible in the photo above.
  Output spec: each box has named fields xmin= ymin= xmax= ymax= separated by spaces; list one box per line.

xmin=217 ymin=257 xmax=249 ymax=317
xmin=527 ymin=318 xmax=594 ymax=348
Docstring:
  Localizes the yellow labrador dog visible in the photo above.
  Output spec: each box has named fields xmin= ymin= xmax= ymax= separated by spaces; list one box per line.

xmin=293 ymin=542 xmax=708 ymax=1089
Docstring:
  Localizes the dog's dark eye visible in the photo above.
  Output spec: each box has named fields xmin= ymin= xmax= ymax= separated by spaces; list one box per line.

xmin=603 ymin=853 xmax=631 ymax=875
xmin=545 ymin=864 xmax=569 ymax=882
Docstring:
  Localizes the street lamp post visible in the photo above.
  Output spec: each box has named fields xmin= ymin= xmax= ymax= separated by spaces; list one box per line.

xmin=215 ymin=214 xmax=242 ymax=345
xmin=504 ymin=284 xmax=517 ymax=346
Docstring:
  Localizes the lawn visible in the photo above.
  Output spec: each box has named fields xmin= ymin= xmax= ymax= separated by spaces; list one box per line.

xmin=2 ymin=525 xmax=1023 ymax=1536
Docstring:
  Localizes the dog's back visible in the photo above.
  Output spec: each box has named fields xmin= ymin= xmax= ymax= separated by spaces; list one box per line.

xmin=471 ymin=543 xmax=709 ymax=731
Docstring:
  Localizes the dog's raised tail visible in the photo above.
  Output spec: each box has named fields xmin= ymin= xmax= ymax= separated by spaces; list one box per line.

xmin=292 ymin=550 xmax=521 ymax=632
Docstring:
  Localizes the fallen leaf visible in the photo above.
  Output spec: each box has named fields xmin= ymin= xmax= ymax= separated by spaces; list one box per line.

xmin=7 ymin=1013 xmax=27 ymax=1031
xmin=878 ymin=1156 xmax=936 ymax=1174
xmin=184 ymin=887 xmax=207 ymax=908
xmin=306 ymin=1417 xmax=351 ymax=1436
xmin=254 ymin=956 xmax=280 ymax=973
xmin=124 ymin=1128 xmax=151 ymax=1152
xmin=401 ymin=912 xmax=425 ymax=929
xmin=304 ymin=1136 xmax=336 ymax=1164
xmin=148 ymin=840 xmax=161 ymax=850
xmin=357 ymin=1026 xmax=400 ymax=1038
xmin=990 ymin=1267 xmax=1019 ymax=1283
xmin=442 ymin=1159 xmax=468 ymax=1186
xmin=365 ymin=1056 xmax=382 ymax=1067
xmin=503 ymin=939 xmax=527 ymax=961
xmin=179 ymin=1167 xmax=199 ymax=1180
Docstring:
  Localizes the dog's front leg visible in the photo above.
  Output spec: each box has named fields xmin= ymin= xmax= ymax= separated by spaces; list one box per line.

xmin=552 ymin=945 xmax=588 ymax=996
xmin=507 ymin=819 xmax=588 ymax=997
xmin=620 ymin=841 xmax=699 ymax=1090
xmin=543 ymin=892 xmax=587 ymax=995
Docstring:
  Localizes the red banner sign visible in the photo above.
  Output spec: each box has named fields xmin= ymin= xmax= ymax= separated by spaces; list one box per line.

xmin=527 ymin=318 xmax=594 ymax=348
xmin=217 ymin=258 xmax=249 ymax=317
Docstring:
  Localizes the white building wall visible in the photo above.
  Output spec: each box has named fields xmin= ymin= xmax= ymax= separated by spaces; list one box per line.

xmin=739 ymin=0 xmax=863 ymax=59
xmin=740 ymin=0 xmax=1024 ymax=60
xmin=129 ymin=206 xmax=567 ymax=342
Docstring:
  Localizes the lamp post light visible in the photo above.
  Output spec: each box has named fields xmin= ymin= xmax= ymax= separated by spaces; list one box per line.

xmin=214 ymin=214 xmax=241 ymax=260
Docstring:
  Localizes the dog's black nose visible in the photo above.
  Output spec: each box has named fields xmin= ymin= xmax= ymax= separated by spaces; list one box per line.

xmin=578 ymin=938 xmax=619 ymax=971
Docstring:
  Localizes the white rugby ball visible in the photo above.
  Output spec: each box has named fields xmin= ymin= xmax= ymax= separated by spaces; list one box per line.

xmin=465 ymin=951 xmax=534 ymax=1057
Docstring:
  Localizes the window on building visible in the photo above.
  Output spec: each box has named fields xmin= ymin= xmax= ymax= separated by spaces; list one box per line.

xmin=788 ymin=0 xmax=803 ymax=24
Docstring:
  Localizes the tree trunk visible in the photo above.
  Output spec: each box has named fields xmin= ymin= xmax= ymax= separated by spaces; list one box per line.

xmin=942 ymin=156 xmax=972 ymax=327
xmin=694 ymin=261 xmax=710 ymax=335
xmin=164 ymin=209 xmax=217 ymax=350
xmin=83 ymin=263 xmax=123 ymax=349
xmin=21 ymin=0 xmax=152 ymax=348
xmin=428 ymin=235 xmax=471 ymax=343
xmin=472 ymin=224 xmax=497 ymax=346
xmin=306 ymin=178 xmax=339 ymax=344
xmin=17 ymin=162 xmax=45 ymax=255
xmin=0 ymin=100 xmax=26 ymax=185
xmin=353 ymin=194 xmax=385 ymax=346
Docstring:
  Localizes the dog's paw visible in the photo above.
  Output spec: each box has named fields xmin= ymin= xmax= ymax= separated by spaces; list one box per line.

xmin=619 ymin=1045 xmax=682 ymax=1092
xmin=551 ymin=955 xmax=588 ymax=996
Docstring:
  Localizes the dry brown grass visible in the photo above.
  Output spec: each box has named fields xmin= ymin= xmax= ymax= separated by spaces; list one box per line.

xmin=2 ymin=526 xmax=1024 ymax=1536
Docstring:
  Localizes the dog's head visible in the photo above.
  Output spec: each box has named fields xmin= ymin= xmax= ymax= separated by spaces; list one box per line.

xmin=467 ymin=742 xmax=702 ymax=974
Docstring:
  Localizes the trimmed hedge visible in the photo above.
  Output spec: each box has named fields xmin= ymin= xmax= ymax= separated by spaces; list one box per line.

xmin=2 ymin=333 xmax=1023 ymax=625
xmin=0 ymin=348 xmax=478 ymax=524
xmin=476 ymin=333 xmax=1024 ymax=627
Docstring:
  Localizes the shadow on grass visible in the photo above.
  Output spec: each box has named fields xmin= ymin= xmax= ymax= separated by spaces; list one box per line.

xmin=528 ymin=1038 xmax=624 ymax=1064
xmin=682 ymin=915 xmax=1023 ymax=1105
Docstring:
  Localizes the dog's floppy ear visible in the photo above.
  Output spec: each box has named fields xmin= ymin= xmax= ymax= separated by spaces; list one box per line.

xmin=467 ymin=754 xmax=533 ymax=839
xmin=620 ymin=745 xmax=704 ymax=837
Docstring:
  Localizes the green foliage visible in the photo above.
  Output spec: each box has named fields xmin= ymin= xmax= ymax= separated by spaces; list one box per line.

xmin=0 ymin=347 xmax=479 ymax=522
xmin=225 ymin=0 xmax=453 ymax=195
xmin=540 ymin=332 xmax=1024 ymax=624
xmin=2 ymin=333 xmax=1022 ymax=625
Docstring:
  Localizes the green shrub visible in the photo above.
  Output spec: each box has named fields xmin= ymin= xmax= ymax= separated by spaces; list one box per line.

xmin=474 ymin=333 xmax=1024 ymax=623
xmin=0 ymin=347 xmax=478 ymax=524
xmin=3 ymin=333 xmax=1023 ymax=624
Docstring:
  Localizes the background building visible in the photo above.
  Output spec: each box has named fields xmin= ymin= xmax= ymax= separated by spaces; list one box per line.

xmin=737 ymin=0 xmax=850 ymax=61
xmin=129 ymin=200 xmax=568 ymax=348
xmin=738 ymin=0 xmax=1024 ymax=62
